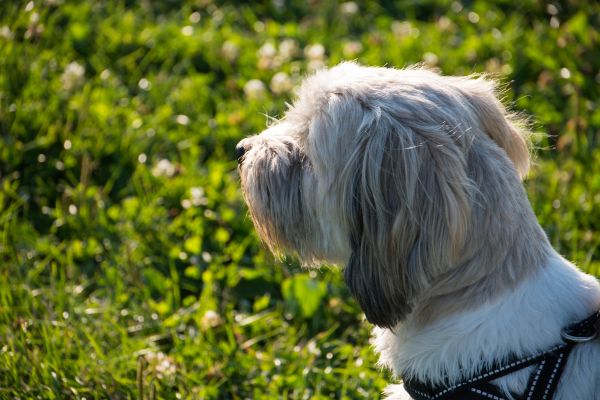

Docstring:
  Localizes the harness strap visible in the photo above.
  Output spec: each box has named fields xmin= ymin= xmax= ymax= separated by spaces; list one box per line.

xmin=404 ymin=345 xmax=567 ymax=400
xmin=403 ymin=310 xmax=600 ymax=400
xmin=465 ymin=382 xmax=513 ymax=400
xmin=524 ymin=347 xmax=572 ymax=400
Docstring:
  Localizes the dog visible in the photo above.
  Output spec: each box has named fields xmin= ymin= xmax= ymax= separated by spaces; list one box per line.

xmin=236 ymin=62 xmax=600 ymax=399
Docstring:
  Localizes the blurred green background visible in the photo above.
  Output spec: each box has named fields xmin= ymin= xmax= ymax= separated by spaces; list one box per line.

xmin=1 ymin=0 xmax=599 ymax=398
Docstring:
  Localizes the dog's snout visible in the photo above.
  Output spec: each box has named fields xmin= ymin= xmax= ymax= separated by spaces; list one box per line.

xmin=235 ymin=140 xmax=248 ymax=161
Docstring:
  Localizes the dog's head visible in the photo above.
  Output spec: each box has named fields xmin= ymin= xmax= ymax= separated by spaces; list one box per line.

xmin=237 ymin=62 xmax=531 ymax=328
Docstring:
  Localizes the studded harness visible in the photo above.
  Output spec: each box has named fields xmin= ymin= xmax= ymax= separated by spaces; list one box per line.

xmin=403 ymin=310 xmax=600 ymax=400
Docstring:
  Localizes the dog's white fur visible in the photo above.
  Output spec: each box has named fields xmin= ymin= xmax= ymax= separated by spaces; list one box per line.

xmin=237 ymin=62 xmax=600 ymax=399
xmin=377 ymin=254 xmax=600 ymax=399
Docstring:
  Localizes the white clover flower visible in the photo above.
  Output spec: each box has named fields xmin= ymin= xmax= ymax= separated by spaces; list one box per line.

xmin=307 ymin=339 xmax=321 ymax=356
xmin=307 ymin=59 xmax=325 ymax=72
xmin=189 ymin=11 xmax=201 ymax=23
xmin=437 ymin=16 xmax=453 ymax=31
xmin=221 ymin=40 xmax=239 ymax=62
xmin=138 ymin=78 xmax=151 ymax=91
xmin=422 ymin=52 xmax=439 ymax=66
xmin=340 ymin=1 xmax=358 ymax=15
xmin=244 ymin=79 xmax=266 ymax=100
xmin=190 ymin=187 xmax=207 ymax=206
xmin=152 ymin=159 xmax=176 ymax=177
xmin=0 ymin=26 xmax=13 ymax=40
xmin=304 ymin=43 xmax=325 ymax=60
xmin=145 ymin=352 xmax=176 ymax=378
xmin=61 ymin=61 xmax=85 ymax=91
xmin=131 ymin=118 xmax=142 ymax=129
xmin=278 ymin=38 xmax=299 ymax=61
xmin=392 ymin=21 xmax=419 ymax=38
xmin=258 ymin=42 xmax=279 ymax=70
xmin=343 ymin=41 xmax=363 ymax=58
xmin=175 ymin=114 xmax=190 ymax=125
xmin=201 ymin=310 xmax=222 ymax=330
xmin=467 ymin=12 xmax=480 ymax=24
xmin=270 ymin=72 xmax=293 ymax=95
xmin=258 ymin=42 xmax=277 ymax=59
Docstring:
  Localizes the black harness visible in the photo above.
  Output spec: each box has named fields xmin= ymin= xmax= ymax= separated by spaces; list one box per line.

xmin=404 ymin=310 xmax=600 ymax=400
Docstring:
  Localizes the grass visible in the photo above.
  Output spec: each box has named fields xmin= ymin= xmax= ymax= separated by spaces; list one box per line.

xmin=1 ymin=0 xmax=599 ymax=398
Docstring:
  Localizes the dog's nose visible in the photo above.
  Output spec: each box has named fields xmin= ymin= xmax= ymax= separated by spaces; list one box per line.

xmin=235 ymin=141 xmax=247 ymax=161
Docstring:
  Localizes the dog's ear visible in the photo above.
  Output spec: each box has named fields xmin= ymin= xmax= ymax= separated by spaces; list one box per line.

xmin=343 ymin=110 xmax=471 ymax=329
xmin=456 ymin=77 xmax=531 ymax=179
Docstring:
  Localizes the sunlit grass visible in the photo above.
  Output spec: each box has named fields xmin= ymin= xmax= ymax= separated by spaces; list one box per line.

xmin=0 ymin=0 xmax=599 ymax=398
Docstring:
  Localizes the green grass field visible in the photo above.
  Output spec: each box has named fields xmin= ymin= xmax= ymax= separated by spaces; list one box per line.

xmin=1 ymin=0 xmax=599 ymax=398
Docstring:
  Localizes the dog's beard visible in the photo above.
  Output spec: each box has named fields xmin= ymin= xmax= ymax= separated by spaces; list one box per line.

xmin=238 ymin=139 xmax=318 ymax=261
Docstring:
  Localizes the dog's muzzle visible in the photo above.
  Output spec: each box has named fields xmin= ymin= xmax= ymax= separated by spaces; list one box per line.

xmin=236 ymin=139 xmax=253 ymax=162
xmin=235 ymin=141 xmax=246 ymax=161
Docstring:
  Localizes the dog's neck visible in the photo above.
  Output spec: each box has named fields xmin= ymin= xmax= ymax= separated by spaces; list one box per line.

xmin=373 ymin=145 xmax=600 ymax=393
xmin=374 ymin=252 xmax=600 ymax=389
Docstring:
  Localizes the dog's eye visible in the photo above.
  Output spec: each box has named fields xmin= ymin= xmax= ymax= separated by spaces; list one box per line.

xmin=284 ymin=141 xmax=296 ymax=154
xmin=283 ymin=141 xmax=303 ymax=160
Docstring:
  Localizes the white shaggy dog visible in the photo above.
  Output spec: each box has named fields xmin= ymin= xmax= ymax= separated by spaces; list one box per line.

xmin=236 ymin=62 xmax=600 ymax=399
